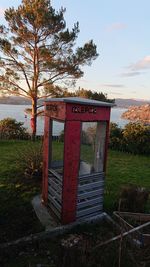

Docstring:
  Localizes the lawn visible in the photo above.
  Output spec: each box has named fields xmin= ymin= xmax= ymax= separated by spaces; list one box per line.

xmin=0 ymin=140 xmax=149 ymax=243
xmin=0 ymin=140 xmax=44 ymax=243
xmin=0 ymin=140 xmax=150 ymax=266
xmin=105 ymin=150 xmax=150 ymax=212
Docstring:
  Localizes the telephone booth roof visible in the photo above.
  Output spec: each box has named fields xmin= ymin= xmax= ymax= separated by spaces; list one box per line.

xmin=45 ymin=97 xmax=114 ymax=106
xmin=44 ymin=97 xmax=114 ymax=121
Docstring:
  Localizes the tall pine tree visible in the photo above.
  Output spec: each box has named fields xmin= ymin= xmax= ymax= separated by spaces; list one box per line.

xmin=0 ymin=0 xmax=98 ymax=138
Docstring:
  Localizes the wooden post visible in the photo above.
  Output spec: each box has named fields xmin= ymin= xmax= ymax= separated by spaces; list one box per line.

xmin=104 ymin=120 xmax=110 ymax=172
xmin=94 ymin=122 xmax=107 ymax=172
xmin=42 ymin=116 xmax=52 ymax=204
xmin=61 ymin=121 xmax=81 ymax=224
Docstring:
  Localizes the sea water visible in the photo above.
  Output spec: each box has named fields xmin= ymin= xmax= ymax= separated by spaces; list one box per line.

xmin=0 ymin=104 xmax=129 ymax=135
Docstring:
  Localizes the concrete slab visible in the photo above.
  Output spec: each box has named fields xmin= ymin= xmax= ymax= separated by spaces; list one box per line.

xmin=32 ymin=195 xmax=108 ymax=232
xmin=32 ymin=195 xmax=60 ymax=230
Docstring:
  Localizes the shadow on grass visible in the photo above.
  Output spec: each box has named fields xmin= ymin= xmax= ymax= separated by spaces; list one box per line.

xmin=0 ymin=180 xmax=43 ymax=243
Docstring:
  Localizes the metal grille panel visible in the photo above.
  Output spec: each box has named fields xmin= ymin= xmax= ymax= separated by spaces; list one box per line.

xmin=48 ymin=169 xmax=62 ymax=219
xmin=77 ymin=172 xmax=104 ymax=219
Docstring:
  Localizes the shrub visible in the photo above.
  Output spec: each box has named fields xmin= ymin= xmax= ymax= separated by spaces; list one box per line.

xmin=0 ymin=117 xmax=29 ymax=139
xmin=119 ymin=184 xmax=149 ymax=212
xmin=16 ymin=142 xmax=43 ymax=179
xmin=109 ymin=123 xmax=123 ymax=150
xmin=109 ymin=122 xmax=150 ymax=155
xmin=122 ymin=123 xmax=150 ymax=155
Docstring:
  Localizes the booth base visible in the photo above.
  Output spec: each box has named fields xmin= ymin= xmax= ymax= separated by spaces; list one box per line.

xmin=32 ymin=195 xmax=107 ymax=232
xmin=32 ymin=195 xmax=60 ymax=230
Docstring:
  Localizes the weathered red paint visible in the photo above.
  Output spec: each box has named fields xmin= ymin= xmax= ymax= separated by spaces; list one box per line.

xmin=42 ymin=116 xmax=51 ymax=204
xmin=45 ymin=102 xmax=66 ymax=120
xmin=44 ymin=101 xmax=111 ymax=122
xmin=61 ymin=121 xmax=81 ymax=224
xmin=66 ymin=103 xmax=110 ymax=121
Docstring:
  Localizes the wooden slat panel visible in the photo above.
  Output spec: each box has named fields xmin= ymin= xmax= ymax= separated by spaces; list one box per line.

xmin=48 ymin=177 xmax=62 ymax=187
xmin=80 ymin=178 xmax=104 ymax=184
xmin=79 ymin=172 xmax=104 ymax=181
xmin=78 ymin=188 xmax=104 ymax=199
xmin=48 ymin=169 xmax=62 ymax=183
xmin=48 ymin=195 xmax=61 ymax=212
xmin=77 ymin=196 xmax=103 ymax=209
xmin=77 ymin=171 xmax=104 ymax=219
xmin=48 ymin=179 xmax=61 ymax=193
xmin=77 ymin=204 xmax=103 ymax=218
xmin=79 ymin=177 xmax=104 ymax=184
xmin=48 ymin=173 xmax=62 ymax=185
xmin=78 ymin=180 xmax=104 ymax=191
xmin=48 ymin=202 xmax=61 ymax=219
xmin=48 ymin=167 xmax=63 ymax=220
xmin=48 ymin=187 xmax=61 ymax=201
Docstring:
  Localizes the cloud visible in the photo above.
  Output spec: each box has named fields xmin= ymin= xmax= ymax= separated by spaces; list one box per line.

xmin=106 ymin=23 xmax=127 ymax=32
xmin=101 ymin=84 xmax=125 ymax=88
xmin=121 ymin=56 xmax=150 ymax=77
xmin=108 ymin=92 xmax=123 ymax=96
xmin=129 ymin=56 xmax=150 ymax=71
xmin=121 ymin=71 xmax=142 ymax=77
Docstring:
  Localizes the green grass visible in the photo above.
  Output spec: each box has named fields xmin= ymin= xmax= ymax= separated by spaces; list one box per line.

xmin=0 ymin=140 xmax=44 ymax=243
xmin=105 ymin=150 xmax=150 ymax=212
xmin=0 ymin=140 xmax=150 ymax=267
xmin=0 ymin=140 xmax=149 ymax=244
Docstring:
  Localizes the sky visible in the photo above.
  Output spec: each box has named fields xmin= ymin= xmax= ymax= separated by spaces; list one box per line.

xmin=0 ymin=0 xmax=150 ymax=100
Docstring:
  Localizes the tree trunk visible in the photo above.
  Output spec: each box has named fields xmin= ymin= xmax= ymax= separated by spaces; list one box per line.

xmin=31 ymin=97 xmax=37 ymax=141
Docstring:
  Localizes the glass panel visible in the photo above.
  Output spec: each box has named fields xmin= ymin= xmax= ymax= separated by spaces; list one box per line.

xmin=51 ymin=120 xmax=64 ymax=175
xmin=79 ymin=122 xmax=107 ymax=175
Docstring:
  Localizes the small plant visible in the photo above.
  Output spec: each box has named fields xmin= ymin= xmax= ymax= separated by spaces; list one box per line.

xmin=0 ymin=117 xmax=29 ymax=139
xmin=119 ymin=184 xmax=149 ymax=212
xmin=16 ymin=141 xmax=43 ymax=179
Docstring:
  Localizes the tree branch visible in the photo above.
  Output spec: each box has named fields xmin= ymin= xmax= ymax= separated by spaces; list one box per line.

xmin=5 ymin=50 xmax=32 ymax=93
xmin=0 ymin=87 xmax=31 ymax=99
xmin=8 ymin=79 xmax=31 ymax=97
xmin=37 ymin=94 xmax=52 ymax=99
xmin=37 ymin=70 xmax=68 ymax=88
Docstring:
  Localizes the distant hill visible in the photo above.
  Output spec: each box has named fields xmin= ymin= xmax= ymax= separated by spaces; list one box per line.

xmin=0 ymin=96 xmax=150 ymax=107
xmin=0 ymin=96 xmax=31 ymax=105
xmin=122 ymin=104 xmax=150 ymax=123
xmin=115 ymin=98 xmax=150 ymax=108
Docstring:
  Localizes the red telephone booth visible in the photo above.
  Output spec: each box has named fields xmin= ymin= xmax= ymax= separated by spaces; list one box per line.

xmin=42 ymin=97 xmax=113 ymax=224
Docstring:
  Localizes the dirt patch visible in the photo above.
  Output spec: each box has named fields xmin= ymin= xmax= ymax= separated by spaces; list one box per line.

xmin=1 ymin=218 xmax=150 ymax=267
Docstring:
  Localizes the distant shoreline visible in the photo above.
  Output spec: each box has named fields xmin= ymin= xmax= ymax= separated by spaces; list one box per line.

xmin=122 ymin=104 xmax=150 ymax=124
xmin=0 ymin=103 xmax=31 ymax=105
xmin=0 ymin=96 xmax=149 ymax=108
xmin=0 ymin=104 xmax=128 ymax=134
